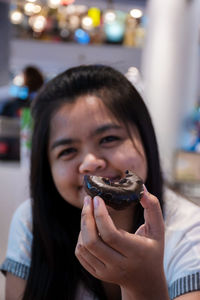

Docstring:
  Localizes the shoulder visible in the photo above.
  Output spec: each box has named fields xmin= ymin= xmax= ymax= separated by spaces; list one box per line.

xmin=1 ymin=199 xmax=32 ymax=279
xmin=163 ymin=187 xmax=200 ymax=229
xmin=9 ymin=199 xmax=32 ymax=242
xmin=163 ymin=187 xmax=200 ymax=259
xmin=12 ymin=198 xmax=32 ymax=224
xmin=163 ymin=187 xmax=200 ymax=298
xmin=8 ymin=199 xmax=33 ymax=253
xmin=7 ymin=200 xmax=32 ymax=265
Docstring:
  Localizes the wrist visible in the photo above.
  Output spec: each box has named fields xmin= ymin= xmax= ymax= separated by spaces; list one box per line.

xmin=121 ymin=287 xmax=169 ymax=300
xmin=120 ymin=272 xmax=169 ymax=300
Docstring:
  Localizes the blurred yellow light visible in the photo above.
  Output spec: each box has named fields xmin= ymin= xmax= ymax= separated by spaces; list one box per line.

xmin=88 ymin=7 xmax=101 ymax=27
xmin=10 ymin=10 xmax=23 ymax=24
xmin=24 ymin=3 xmax=35 ymax=16
xmin=130 ymin=9 xmax=143 ymax=19
xmin=13 ymin=74 xmax=24 ymax=86
xmin=127 ymin=67 xmax=139 ymax=76
xmin=31 ymin=15 xmax=47 ymax=32
xmin=48 ymin=0 xmax=61 ymax=9
xmin=33 ymin=5 xmax=41 ymax=14
xmin=103 ymin=10 xmax=116 ymax=24
xmin=82 ymin=16 xmax=93 ymax=30
xmin=26 ymin=0 xmax=36 ymax=2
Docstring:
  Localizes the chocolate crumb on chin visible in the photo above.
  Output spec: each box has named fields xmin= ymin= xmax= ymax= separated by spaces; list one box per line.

xmin=83 ymin=170 xmax=144 ymax=210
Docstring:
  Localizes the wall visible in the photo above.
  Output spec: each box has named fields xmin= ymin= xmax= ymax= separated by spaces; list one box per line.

xmin=141 ymin=0 xmax=200 ymax=182
xmin=0 ymin=2 xmax=10 ymax=87
xmin=9 ymin=39 xmax=142 ymax=76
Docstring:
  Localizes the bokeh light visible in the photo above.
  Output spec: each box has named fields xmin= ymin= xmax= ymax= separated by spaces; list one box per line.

xmin=10 ymin=10 xmax=24 ymax=24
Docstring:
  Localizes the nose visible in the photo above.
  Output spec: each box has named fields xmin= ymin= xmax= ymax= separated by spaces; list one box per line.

xmin=79 ymin=153 xmax=106 ymax=174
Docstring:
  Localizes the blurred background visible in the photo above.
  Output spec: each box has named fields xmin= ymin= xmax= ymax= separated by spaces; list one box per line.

xmin=0 ymin=0 xmax=200 ymax=298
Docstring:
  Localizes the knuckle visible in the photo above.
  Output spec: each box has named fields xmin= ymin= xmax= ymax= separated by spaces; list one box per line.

xmin=75 ymin=244 xmax=81 ymax=257
xmin=81 ymin=211 xmax=87 ymax=219
xmin=94 ymin=209 xmax=105 ymax=221
xmin=84 ymin=237 xmax=99 ymax=250
xmin=149 ymin=194 xmax=159 ymax=207
xmin=103 ymin=231 xmax=118 ymax=245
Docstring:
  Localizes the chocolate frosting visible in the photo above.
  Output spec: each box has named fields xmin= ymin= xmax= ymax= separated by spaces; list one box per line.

xmin=83 ymin=170 xmax=144 ymax=210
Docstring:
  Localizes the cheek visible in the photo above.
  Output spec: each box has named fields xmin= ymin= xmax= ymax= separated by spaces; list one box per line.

xmin=50 ymin=163 xmax=72 ymax=197
xmin=130 ymin=154 xmax=147 ymax=182
xmin=115 ymin=144 xmax=147 ymax=181
xmin=128 ymin=140 xmax=148 ymax=181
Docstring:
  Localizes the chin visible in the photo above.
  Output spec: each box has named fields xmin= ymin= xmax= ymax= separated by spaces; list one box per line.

xmin=61 ymin=195 xmax=81 ymax=210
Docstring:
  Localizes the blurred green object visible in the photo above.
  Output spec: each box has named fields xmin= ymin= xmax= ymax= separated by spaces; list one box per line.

xmin=20 ymin=108 xmax=32 ymax=164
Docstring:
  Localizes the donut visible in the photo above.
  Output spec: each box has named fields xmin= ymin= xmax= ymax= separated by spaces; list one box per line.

xmin=83 ymin=170 xmax=144 ymax=210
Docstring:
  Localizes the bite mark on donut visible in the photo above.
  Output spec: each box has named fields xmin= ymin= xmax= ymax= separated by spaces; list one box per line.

xmin=83 ymin=170 xmax=144 ymax=210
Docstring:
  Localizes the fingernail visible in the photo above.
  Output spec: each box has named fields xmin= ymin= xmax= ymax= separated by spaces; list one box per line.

xmin=84 ymin=196 xmax=91 ymax=206
xmin=143 ymin=184 xmax=148 ymax=192
xmin=142 ymin=184 xmax=149 ymax=198
xmin=94 ymin=196 xmax=99 ymax=209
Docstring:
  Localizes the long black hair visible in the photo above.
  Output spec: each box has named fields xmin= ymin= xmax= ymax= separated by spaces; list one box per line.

xmin=23 ymin=65 xmax=163 ymax=299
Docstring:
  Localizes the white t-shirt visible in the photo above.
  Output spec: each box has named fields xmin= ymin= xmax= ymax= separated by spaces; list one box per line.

xmin=1 ymin=188 xmax=200 ymax=299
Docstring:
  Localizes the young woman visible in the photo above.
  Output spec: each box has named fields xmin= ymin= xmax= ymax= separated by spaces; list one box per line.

xmin=1 ymin=65 xmax=200 ymax=300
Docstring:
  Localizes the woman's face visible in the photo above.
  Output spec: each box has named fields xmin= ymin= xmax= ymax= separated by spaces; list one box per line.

xmin=48 ymin=95 xmax=147 ymax=210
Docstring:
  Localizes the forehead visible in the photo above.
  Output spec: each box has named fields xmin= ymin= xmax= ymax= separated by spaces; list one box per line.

xmin=49 ymin=95 xmax=120 ymax=138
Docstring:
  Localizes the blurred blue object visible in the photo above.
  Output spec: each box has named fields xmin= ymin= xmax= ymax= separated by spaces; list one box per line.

xmin=9 ymin=85 xmax=29 ymax=100
xmin=18 ymin=86 xmax=29 ymax=100
xmin=9 ymin=85 xmax=19 ymax=97
xmin=105 ymin=21 xmax=125 ymax=42
xmin=181 ymin=103 xmax=200 ymax=153
xmin=74 ymin=29 xmax=90 ymax=44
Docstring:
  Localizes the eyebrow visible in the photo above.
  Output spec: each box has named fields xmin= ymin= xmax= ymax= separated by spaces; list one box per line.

xmin=50 ymin=123 xmax=122 ymax=151
xmin=50 ymin=138 xmax=77 ymax=150
xmin=93 ymin=123 xmax=122 ymax=136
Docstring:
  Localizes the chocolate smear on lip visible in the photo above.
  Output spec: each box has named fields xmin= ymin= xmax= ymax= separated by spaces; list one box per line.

xmin=83 ymin=170 xmax=144 ymax=210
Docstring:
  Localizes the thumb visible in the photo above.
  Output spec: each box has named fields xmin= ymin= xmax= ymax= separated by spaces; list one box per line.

xmin=139 ymin=185 xmax=164 ymax=240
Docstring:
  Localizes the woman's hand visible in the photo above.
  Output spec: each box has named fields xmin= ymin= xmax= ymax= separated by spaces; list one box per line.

xmin=75 ymin=187 xmax=169 ymax=300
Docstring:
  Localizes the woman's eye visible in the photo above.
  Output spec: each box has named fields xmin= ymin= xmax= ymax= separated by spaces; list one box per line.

xmin=58 ymin=148 xmax=77 ymax=158
xmin=100 ymin=136 xmax=120 ymax=144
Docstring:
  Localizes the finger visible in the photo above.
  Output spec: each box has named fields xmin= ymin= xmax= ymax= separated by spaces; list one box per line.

xmin=93 ymin=196 xmax=132 ymax=254
xmin=76 ymin=232 xmax=105 ymax=267
xmin=81 ymin=195 xmax=97 ymax=239
xmin=140 ymin=185 xmax=164 ymax=239
xmin=135 ymin=224 xmax=146 ymax=236
xmin=81 ymin=196 xmax=123 ymax=262
xmin=75 ymin=234 xmax=105 ymax=273
xmin=94 ymin=196 xmax=149 ymax=255
xmin=76 ymin=250 xmax=97 ymax=277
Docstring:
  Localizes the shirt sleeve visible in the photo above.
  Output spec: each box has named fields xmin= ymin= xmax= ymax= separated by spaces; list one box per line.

xmin=164 ymin=188 xmax=200 ymax=299
xmin=0 ymin=199 xmax=32 ymax=280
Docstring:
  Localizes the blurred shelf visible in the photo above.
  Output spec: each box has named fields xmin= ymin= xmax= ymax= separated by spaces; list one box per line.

xmin=10 ymin=38 xmax=143 ymax=75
